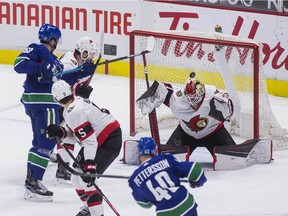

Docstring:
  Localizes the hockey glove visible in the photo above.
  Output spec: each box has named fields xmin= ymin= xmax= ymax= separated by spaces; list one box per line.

xmin=47 ymin=124 xmax=67 ymax=140
xmin=81 ymin=160 xmax=97 ymax=183
xmin=81 ymin=61 xmax=95 ymax=75
xmin=189 ymin=173 xmax=207 ymax=188
xmin=209 ymin=92 xmax=234 ymax=122
xmin=74 ymin=83 xmax=93 ymax=98
xmin=136 ymin=81 xmax=168 ymax=115
xmin=38 ymin=62 xmax=54 ymax=84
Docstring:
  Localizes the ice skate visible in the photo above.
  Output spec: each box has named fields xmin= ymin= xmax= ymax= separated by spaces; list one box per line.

xmin=49 ymin=151 xmax=58 ymax=163
xmin=54 ymin=163 xmax=71 ymax=185
xmin=24 ymin=177 xmax=53 ymax=202
xmin=76 ymin=206 xmax=91 ymax=216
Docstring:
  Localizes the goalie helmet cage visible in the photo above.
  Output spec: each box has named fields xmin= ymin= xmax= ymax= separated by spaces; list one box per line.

xmin=129 ymin=30 xmax=288 ymax=150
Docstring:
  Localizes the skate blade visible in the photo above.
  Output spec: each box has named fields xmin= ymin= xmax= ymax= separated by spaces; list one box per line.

xmin=24 ymin=189 xmax=53 ymax=202
xmin=54 ymin=178 xmax=72 ymax=186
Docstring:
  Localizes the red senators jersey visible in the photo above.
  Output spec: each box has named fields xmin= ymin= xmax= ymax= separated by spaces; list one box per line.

xmin=63 ymin=96 xmax=120 ymax=160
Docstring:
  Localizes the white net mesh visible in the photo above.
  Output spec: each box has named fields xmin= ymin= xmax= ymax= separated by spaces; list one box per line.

xmin=131 ymin=30 xmax=288 ymax=150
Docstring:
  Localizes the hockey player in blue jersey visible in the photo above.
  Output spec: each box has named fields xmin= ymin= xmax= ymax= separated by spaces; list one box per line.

xmin=128 ymin=137 xmax=207 ymax=216
xmin=14 ymin=23 xmax=63 ymax=202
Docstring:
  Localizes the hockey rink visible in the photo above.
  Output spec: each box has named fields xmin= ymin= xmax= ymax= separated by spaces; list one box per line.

xmin=0 ymin=64 xmax=287 ymax=216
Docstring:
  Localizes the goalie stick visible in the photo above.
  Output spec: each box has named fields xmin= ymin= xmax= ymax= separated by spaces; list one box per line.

xmin=140 ymin=36 xmax=161 ymax=145
xmin=56 ymin=140 xmax=121 ymax=216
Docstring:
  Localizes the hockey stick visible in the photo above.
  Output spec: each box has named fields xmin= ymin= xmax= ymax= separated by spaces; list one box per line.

xmin=97 ymin=41 xmax=154 ymax=66
xmin=54 ymin=36 xmax=154 ymax=77
xmin=56 ymin=141 xmax=121 ymax=216
xmin=140 ymin=36 xmax=161 ymax=145
xmin=85 ymin=30 xmax=104 ymax=85
xmin=58 ymin=154 xmax=189 ymax=183
xmin=53 ymin=31 xmax=104 ymax=78
xmin=57 ymin=154 xmax=130 ymax=179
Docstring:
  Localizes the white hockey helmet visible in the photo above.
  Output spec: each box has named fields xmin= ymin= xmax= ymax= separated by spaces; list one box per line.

xmin=75 ymin=36 xmax=98 ymax=61
xmin=52 ymin=80 xmax=73 ymax=102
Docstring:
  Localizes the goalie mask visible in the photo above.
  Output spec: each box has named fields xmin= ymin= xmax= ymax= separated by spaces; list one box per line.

xmin=138 ymin=137 xmax=157 ymax=156
xmin=52 ymin=80 xmax=73 ymax=103
xmin=75 ymin=36 xmax=98 ymax=61
xmin=184 ymin=77 xmax=205 ymax=107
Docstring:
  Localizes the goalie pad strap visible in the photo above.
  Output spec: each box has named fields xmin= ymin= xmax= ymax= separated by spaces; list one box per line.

xmin=163 ymin=83 xmax=173 ymax=107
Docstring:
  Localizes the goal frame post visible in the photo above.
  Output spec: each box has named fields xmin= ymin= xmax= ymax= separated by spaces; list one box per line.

xmin=129 ymin=30 xmax=260 ymax=140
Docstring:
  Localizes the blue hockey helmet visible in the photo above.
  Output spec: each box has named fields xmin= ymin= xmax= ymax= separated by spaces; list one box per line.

xmin=138 ymin=137 xmax=157 ymax=156
xmin=38 ymin=24 xmax=62 ymax=43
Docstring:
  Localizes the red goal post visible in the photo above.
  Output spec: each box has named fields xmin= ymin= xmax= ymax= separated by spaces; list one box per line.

xmin=129 ymin=30 xmax=288 ymax=149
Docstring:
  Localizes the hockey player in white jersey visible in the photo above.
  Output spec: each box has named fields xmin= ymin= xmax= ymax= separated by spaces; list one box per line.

xmin=47 ymin=80 xmax=122 ymax=216
xmin=137 ymin=72 xmax=236 ymax=156
xmin=53 ymin=36 xmax=98 ymax=182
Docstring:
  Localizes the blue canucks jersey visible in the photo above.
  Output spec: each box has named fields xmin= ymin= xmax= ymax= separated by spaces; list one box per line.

xmin=14 ymin=43 xmax=63 ymax=109
xmin=128 ymin=154 xmax=205 ymax=216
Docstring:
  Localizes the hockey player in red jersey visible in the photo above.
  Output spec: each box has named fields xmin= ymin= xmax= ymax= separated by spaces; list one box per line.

xmin=53 ymin=36 xmax=98 ymax=183
xmin=137 ymin=72 xmax=236 ymax=156
xmin=47 ymin=80 xmax=122 ymax=216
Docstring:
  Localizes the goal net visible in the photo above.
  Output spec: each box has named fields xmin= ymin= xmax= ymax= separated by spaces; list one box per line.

xmin=129 ymin=29 xmax=288 ymax=150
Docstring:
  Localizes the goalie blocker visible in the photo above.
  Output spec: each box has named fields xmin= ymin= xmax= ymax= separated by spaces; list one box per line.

xmin=123 ymin=139 xmax=273 ymax=170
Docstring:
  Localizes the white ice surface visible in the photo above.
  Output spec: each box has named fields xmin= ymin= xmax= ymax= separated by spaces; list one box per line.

xmin=0 ymin=64 xmax=287 ymax=216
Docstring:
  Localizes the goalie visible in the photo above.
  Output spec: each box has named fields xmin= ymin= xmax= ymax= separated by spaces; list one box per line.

xmin=137 ymin=72 xmax=236 ymax=157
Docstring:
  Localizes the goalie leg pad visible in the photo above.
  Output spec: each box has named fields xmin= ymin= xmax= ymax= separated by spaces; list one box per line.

xmin=122 ymin=140 xmax=191 ymax=165
xmin=213 ymin=139 xmax=273 ymax=170
xmin=122 ymin=140 xmax=141 ymax=165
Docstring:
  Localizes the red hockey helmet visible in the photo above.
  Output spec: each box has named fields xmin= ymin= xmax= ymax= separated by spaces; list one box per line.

xmin=184 ymin=74 xmax=205 ymax=107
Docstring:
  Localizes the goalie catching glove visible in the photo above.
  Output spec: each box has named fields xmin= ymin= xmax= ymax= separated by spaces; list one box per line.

xmin=136 ymin=81 xmax=168 ymax=115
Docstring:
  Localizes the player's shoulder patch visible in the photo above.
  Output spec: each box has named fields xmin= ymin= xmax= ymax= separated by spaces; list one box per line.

xmin=67 ymin=105 xmax=75 ymax=113
xmin=176 ymin=89 xmax=183 ymax=97
xmin=71 ymin=59 xmax=77 ymax=65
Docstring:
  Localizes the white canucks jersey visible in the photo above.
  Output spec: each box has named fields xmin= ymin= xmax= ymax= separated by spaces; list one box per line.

xmin=168 ymin=85 xmax=224 ymax=139
xmin=63 ymin=96 xmax=120 ymax=160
